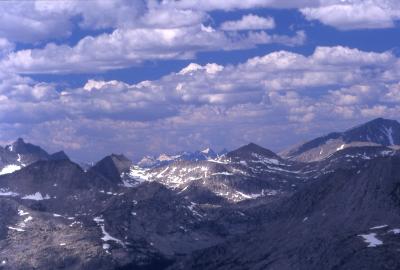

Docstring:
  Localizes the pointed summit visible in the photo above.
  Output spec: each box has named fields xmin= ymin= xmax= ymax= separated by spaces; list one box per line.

xmin=137 ymin=155 xmax=158 ymax=168
xmin=49 ymin=151 xmax=70 ymax=161
xmin=201 ymin=147 xmax=212 ymax=154
xmin=344 ymin=118 xmax=400 ymax=146
xmin=7 ymin=138 xmax=49 ymax=157
xmin=6 ymin=138 xmax=23 ymax=152
xmin=15 ymin=137 xmax=24 ymax=144
xmin=4 ymin=138 xmax=50 ymax=165
xmin=200 ymin=147 xmax=217 ymax=159
xmin=283 ymin=118 xmax=400 ymax=162
xmin=89 ymin=154 xmax=132 ymax=183
xmin=227 ymin=143 xmax=280 ymax=160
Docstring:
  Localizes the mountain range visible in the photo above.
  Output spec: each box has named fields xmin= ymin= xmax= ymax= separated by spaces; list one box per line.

xmin=137 ymin=148 xmax=224 ymax=168
xmin=1 ymin=118 xmax=400 ymax=269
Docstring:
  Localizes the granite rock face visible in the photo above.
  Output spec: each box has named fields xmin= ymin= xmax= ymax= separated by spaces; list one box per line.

xmin=169 ymin=155 xmax=400 ymax=270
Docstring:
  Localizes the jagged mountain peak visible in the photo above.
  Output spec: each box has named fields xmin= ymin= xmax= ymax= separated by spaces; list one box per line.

xmin=137 ymin=155 xmax=158 ymax=168
xmin=2 ymin=127 xmax=400 ymax=269
xmin=0 ymin=158 xmax=113 ymax=202
xmin=200 ymin=147 xmax=215 ymax=155
xmin=1 ymin=138 xmax=51 ymax=173
xmin=6 ymin=137 xmax=49 ymax=157
xmin=8 ymin=138 xmax=28 ymax=151
xmin=157 ymin=153 xmax=180 ymax=162
xmin=137 ymin=148 xmax=219 ymax=168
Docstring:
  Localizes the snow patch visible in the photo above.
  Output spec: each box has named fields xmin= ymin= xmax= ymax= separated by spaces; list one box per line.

xmin=201 ymin=147 xmax=212 ymax=154
xmin=69 ymin=221 xmax=82 ymax=227
xmin=22 ymin=192 xmax=51 ymax=201
xmin=208 ymin=158 xmax=229 ymax=164
xmin=389 ymin=228 xmax=400 ymax=234
xmin=8 ymin=226 xmax=25 ymax=232
xmin=93 ymin=216 xmax=104 ymax=223
xmin=251 ymin=153 xmax=280 ymax=165
xmin=0 ymin=164 xmax=21 ymax=175
xmin=93 ymin=216 xmax=125 ymax=247
xmin=187 ymin=202 xmax=203 ymax=218
xmin=101 ymin=191 xmax=122 ymax=196
xmin=211 ymin=172 xmax=234 ymax=176
xmin=100 ymin=225 xmax=124 ymax=246
xmin=156 ymin=166 xmax=170 ymax=178
xmin=336 ymin=144 xmax=345 ymax=151
xmin=382 ymin=126 xmax=395 ymax=145
xmin=359 ymin=233 xmax=383 ymax=247
xmin=18 ymin=210 xmax=29 ymax=216
xmin=24 ymin=216 xmax=33 ymax=223
xmin=17 ymin=154 xmax=26 ymax=166
xmin=370 ymin=224 xmax=388 ymax=230
xmin=0 ymin=188 xmax=18 ymax=197
xmin=122 ymin=166 xmax=149 ymax=187
xmin=157 ymin=154 xmax=180 ymax=162
xmin=239 ymin=160 xmax=248 ymax=166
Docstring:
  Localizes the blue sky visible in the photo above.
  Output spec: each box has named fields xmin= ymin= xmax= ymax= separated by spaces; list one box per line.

xmin=0 ymin=0 xmax=399 ymax=161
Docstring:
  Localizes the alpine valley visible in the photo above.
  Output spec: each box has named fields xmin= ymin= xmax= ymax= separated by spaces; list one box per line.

xmin=1 ymin=118 xmax=400 ymax=270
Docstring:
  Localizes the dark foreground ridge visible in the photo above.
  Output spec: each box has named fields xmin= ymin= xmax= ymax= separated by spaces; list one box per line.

xmin=1 ymin=118 xmax=400 ymax=269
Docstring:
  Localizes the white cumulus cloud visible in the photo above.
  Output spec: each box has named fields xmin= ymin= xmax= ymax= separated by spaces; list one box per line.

xmin=301 ymin=0 xmax=400 ymax=30
xmin=0 ymin=26 xmax=306 ymax=74
xmin=221 ymin=14 xmax=275 ymax=31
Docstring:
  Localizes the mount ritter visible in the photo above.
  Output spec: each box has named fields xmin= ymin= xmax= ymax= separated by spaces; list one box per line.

xmin=1 ymin=117 xmax=400 ymax=270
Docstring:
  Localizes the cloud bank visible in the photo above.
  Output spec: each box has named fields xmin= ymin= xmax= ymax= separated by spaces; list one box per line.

xmin=0 ymin=0 xmax=399 ymax=160
xmin=1 ymin=46 xmax=399 ymax=159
